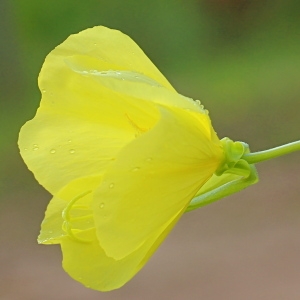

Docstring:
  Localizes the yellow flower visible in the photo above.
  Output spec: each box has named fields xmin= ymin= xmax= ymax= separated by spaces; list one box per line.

xmin=18 ymin=26 xmax=224 ymax=291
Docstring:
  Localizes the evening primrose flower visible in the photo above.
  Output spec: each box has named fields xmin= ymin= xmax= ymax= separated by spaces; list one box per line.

xmin=18 ymin=26 xmax=225 ymax=291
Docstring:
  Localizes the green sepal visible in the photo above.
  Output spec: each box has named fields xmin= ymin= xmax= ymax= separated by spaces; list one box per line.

xmin=186 ymin=137 xmax=258 ymax=212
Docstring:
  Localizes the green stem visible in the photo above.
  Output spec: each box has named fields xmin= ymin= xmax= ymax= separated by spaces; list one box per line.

xmin=242 ymin=140 xmax=300 ymax=164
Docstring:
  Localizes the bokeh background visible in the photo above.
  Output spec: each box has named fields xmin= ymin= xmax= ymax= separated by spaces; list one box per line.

xmin=1 ymin=0 xmax=300 ymax=299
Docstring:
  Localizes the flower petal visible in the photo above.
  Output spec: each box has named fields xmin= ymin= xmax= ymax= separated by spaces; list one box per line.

xmin=39 ymin=26 xmax=175 ymax=93
xmin=18 ymin=67 xmax=160 ymax=194
xmin=18 ymin=26 xmax=207 ymax=194
xmin=65 ymin=56 xmax=204 ymax=113
xmin=93 ymin=106 xmax=223 ymax=259
xmin=60 ymin=218 xmax=176 ymax=292
xmin=39 ymin=176 xmax=185 ymax=291
xmin=37 ymin=195 xmax=66 ymax=244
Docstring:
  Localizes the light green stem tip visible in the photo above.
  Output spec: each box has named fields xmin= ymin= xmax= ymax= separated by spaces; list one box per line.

xmin=242 ymin=140 xmax=300 ymax=164
xmin=187 ymin=138 xmax=299 ymax=212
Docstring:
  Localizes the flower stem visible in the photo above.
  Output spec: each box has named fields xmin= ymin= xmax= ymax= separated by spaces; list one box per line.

xmin=242 ymin=140 xmax=300 ymax=164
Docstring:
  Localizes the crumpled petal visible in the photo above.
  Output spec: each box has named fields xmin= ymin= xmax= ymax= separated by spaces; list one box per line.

xmin=38 ymin=174 xmax=188 ymax=291
xmin=93 ymin=106 xmax=223 ymax=259
xmin=60 ymin=218 xmax=179 ymax=291
xmin=61 ymin=229 xmax=140 ymax=291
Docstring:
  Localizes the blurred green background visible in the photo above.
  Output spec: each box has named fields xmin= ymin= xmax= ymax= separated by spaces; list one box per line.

xmin=1 ymin=0 xmax=299 ymax=299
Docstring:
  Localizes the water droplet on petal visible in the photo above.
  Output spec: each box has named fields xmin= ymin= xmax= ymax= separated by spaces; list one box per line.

xmin=50 ymin=149 xmax=56 ymax=154
xmin=33 ymin=144 xmax=39 ymax=151
xmin=99 ymin=203 xmax=105 ymax=209
xmin=68 ymin=140 xmax=72 ymax=143
xmin=132 ymin=167 xmax=140 ymax=172
xmin=69 ymin=149 xmax=75 ymax=154
xmin=146 ymin=157 xmax=152 ymax=162
xmin=24 ymin=148 xmax=28 ymax=151
xmin=109 ymin=183 xmax=114 ymax=189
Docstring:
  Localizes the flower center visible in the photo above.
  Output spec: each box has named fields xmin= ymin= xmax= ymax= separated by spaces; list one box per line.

xmin=62 ymin=191 xmax=94 ymax=243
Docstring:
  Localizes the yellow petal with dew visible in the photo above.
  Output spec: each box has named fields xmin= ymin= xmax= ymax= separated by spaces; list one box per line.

xmin=93 ymin=105 xmax=224 ymax=259
xmin=39 ymin=26 xmax=175 ymax=94
xmin=65 ymin=55 xmax=204 ymax=113
xmin=18 ymin=70 xmax=159 ymax=194
xmin=18 ymin=26 xmax=207 ymax=194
